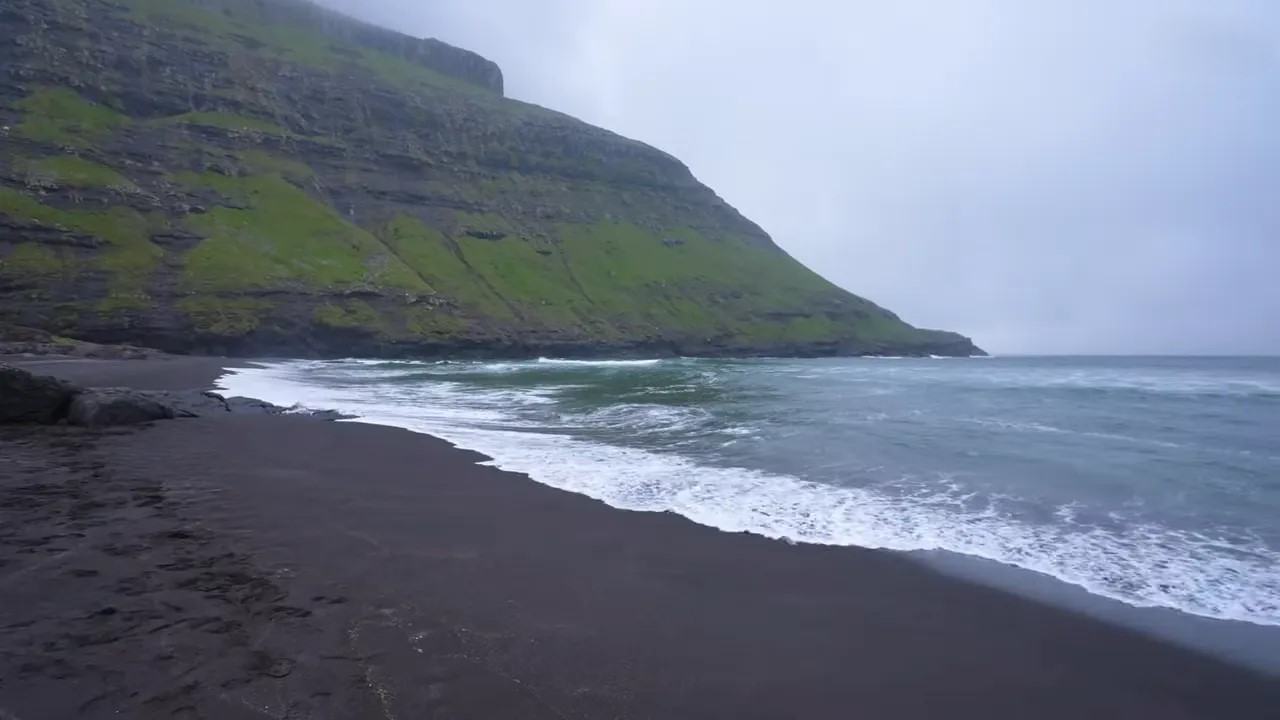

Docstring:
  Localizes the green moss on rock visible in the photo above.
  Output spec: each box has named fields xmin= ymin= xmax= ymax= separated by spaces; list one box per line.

xmin=0 ymin=188 xmax=51 ymax=222
xmin=236 ymin=150 xmax=315 ymax=180
xmin=404 ymin=305 xmax=464 ymax=336
xmin=97 ymin=291 xmax=151 ymax=312
xmin=378 ymin=214 xmax=511 ymax=318
xmin=14 ymin=87 xmax=129 ymax=148
xmin=17 ymin=155 xmax=132 ymax=189
xmin=313 ymin=299 xmax=381 ymax=329
xmin=178 ymin=296 xmax=274 ymax=335
xmin=180 ymin=173 xmax=428 ymax=293
xmin=0 ymin=189 xmax=162 ymax=301
xmin=157 ymin=112 xmax=290 ymax=135
xmin=0 ymin=244 xmax=67 ymax=277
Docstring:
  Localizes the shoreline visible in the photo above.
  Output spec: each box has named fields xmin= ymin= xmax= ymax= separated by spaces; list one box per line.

xmin=218 ymin=357 xmax=1280 ymax=671
xmin=2 ymin=355 xmax=1277 ymax=718
xmin=916 ymin=546 xmax=1280 ymax=674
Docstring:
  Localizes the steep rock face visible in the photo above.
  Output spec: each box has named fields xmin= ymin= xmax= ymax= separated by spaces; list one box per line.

xmin=200 ymin=0 xmax=505 ymax=95
xmin=0 ymin=0 xmax=982 ymax=357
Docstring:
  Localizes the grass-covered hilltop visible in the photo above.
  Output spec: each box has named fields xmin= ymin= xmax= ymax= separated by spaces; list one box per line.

xmin=0 ymin=0 xmax=982 ymax=357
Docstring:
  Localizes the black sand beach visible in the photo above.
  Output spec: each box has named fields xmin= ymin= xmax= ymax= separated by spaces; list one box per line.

xmin=2 ymin=357 xmax=1277 ymax=719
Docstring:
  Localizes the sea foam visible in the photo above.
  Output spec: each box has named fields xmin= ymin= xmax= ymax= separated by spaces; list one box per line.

xmin=218 ymin=359 xmax=1280 ymax=627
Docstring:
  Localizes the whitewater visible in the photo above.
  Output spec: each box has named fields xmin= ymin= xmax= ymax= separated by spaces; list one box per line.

xmin=219 ymin=355 xmax=1280 ymax=627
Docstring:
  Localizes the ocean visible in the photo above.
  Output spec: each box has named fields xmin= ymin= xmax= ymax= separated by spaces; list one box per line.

xmin=219 ymin=356 xmax=1280 ymax=649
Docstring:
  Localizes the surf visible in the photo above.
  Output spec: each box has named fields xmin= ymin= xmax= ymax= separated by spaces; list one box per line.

xmin=218 ymin=355 xmax=1280 ymax=627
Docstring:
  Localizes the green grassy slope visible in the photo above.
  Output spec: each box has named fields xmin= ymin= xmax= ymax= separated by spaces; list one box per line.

xmin=0 ymin=0 xmax=980 ymax=357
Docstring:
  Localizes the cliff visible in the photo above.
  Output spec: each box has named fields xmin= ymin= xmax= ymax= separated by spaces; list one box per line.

xmin=0 ymin=0 xmax=982 ymax=358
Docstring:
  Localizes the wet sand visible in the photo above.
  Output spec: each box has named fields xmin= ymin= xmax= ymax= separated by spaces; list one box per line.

xmin=1 ymin=357 xmax=1277 ymax=719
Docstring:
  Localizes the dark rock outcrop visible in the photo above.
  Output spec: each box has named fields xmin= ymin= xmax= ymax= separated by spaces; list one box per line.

xmin=66 ymin=387 xmax=177 ymax=427
xmin=63 ymin=387 xmax=343 ymax=425
xmin=0 ymin=325 xmax=162 ymax=359
xmin=0 ymin=363 xmax=78 ymax=423
xmin=147 ymin=390 xmax=238 ymax=418
xmin=0 ymin=341 xmax=158 ymax=359
xmin=1 ymin=364 xmax=349 ymax=425
xmin=224 ymin=396 xmax=289 ymax=415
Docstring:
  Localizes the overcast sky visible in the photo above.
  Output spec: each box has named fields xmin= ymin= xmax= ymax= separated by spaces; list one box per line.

xmin=321 ymin=0 xmax=1279 ymax=354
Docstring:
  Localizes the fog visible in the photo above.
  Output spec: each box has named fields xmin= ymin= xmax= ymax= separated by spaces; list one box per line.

xmin=321 ymin=0 xmax=1280 ymax=354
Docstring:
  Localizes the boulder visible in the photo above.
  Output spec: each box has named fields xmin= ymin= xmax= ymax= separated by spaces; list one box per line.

xmin=145 ymin=390 xmax=232 ymax=418
xmin=224 ymin=396 xmax=287 ymax=415
xmin=0 ymin=364 xmax=80 ymax=423
xmin=66 ymin=388 xmax=177 ymax=427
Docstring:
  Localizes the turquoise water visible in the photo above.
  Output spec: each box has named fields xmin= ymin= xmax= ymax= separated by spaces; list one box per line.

xmin=221 ymin=356 xmax=1280 ymax=628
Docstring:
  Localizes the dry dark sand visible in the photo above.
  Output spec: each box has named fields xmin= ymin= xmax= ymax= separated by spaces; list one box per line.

xmin=2 ymin=357 xmax=1277 ymax=719
xmin=6 ymin=355 xmax=248 ymax=392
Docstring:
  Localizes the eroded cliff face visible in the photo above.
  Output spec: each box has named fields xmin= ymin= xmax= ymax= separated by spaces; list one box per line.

xmin=0 ymin=0 xmax=981 ymax=358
